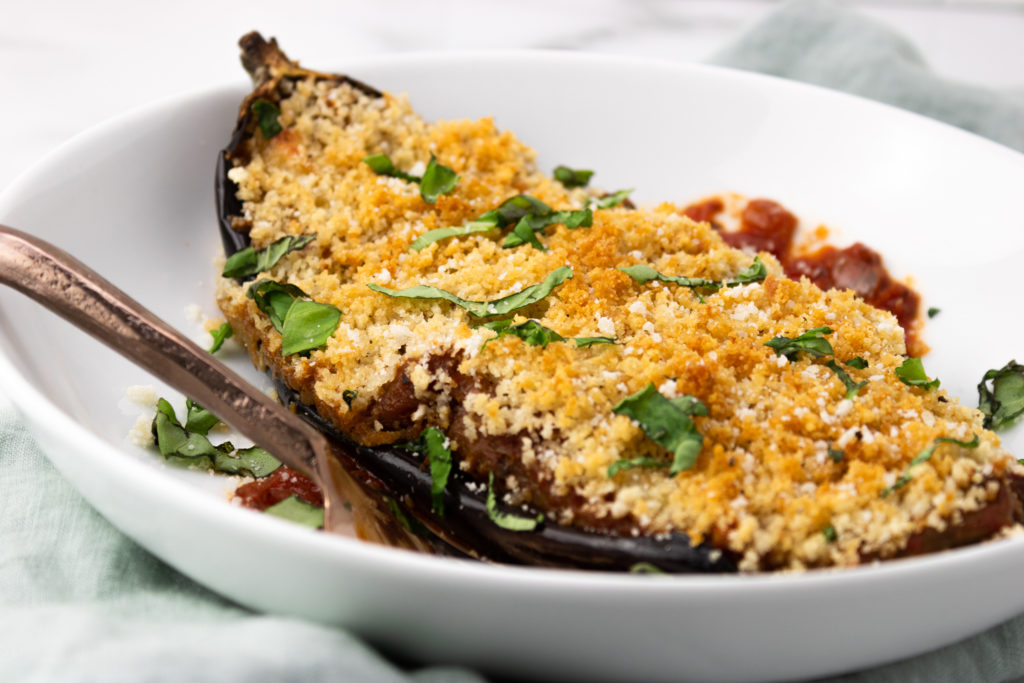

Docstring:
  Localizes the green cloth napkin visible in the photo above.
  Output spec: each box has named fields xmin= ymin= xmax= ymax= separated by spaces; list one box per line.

xmin=710 ymin=0 xmax=1024 ymax=153
xmin=0 ymin=400 xmax=484 ymax=683
xmin=3 ymin=1 xmax=1024 ymax=681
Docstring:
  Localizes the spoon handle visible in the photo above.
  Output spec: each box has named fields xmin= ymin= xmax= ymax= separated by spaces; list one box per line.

xmin=0 ymin=225 xmax=328 ymax=484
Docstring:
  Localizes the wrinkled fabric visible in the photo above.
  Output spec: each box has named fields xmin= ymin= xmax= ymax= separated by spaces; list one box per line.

xmin=710 ymin=0 xmax=1024 ymax=153
xmin=0 ymin=400 xmax=483 ymax=683
xmin=3 ymin=1 xmax=1024 ymax=681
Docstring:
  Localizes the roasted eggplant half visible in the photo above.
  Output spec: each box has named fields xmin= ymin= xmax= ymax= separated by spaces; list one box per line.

xmin=216 ymin=32 xmax=1024 ymax=573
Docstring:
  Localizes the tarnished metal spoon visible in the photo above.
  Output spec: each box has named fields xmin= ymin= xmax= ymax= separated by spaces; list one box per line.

xmin=0 ymin=225 xmax=353 ymax=534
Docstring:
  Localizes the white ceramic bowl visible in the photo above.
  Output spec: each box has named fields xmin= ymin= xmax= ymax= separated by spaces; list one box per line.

xmin=2 ymin=51 xmax=1024 ymax=683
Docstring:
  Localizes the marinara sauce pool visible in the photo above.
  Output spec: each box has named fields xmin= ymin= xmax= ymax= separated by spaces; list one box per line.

xmin=682 ymin=197 xmax=923 ymax=355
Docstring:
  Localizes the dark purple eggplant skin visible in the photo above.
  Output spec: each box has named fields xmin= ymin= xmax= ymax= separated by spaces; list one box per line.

xmin=216 ymin=32 xmax=737 ymax=574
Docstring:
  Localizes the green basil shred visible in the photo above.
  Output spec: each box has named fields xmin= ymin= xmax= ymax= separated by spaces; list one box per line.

xmin=208 ymin=322 xmax=233 ymax=354
xmin=419 ymin=154 xmax=460 ymax=203
xmin=586 ymin=189 xmax=633 ymax=209
xmin=764 ymin=326 xmax=834 ymax=361
xmin=553 ymin=165 xmax=594 ymax=188
xmin=222 ymin=234 xmax=316 ymax=279
xmin=824 ymin=360 xmax=868 ymax=400
xmin=481 ymin=318 xmax=616 ymax=350
xmin=151 ymin=398 xmax=282 ymax=478
xmin=265 ymin=495 xmax=325 ymax=529
xmin=619 ymin=257 xmax=766 ymax=303
xmin=362 ymin=153 xmax=459 ymax=203
xmin=247 ymin=280 xmax=342 ymax=356
xmin=895 ymin=357 xmax=940 ymax=390
xmin=385 ymin=497 xmax=429 ymax=536
xmin=882 ymin=434 xmax=979 ymax=497
xmin=612 ymin=384 xmax=707 ymax=474
xmin=362 ymin=153 xmax=419 ymax=182
xmin=978 ymin=360 xmax=1024 ymax=430
xmin=409 ymin=194 xmax=592 ymax=252
xmin=252 ymin=100 xmax=282 ymax=139
xmin=607 ymin=456 xmax=669 ymax=478
xmin=368 ymin=266 xmax=572 ymax=318
xmin=486 ymin=472 xmax=543 ymax=531
xmin=404 ymin=427 xmax=452 ymax=516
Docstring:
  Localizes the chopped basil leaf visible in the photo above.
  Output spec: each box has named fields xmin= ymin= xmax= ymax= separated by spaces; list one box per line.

xmin=928 ymin=307 xmax=941 ymax=318
xmin=486 ymin=473 xmax=543 ymax=531
xmin=505 ymin=216 xmax=548 ymax=251
xmin=732 ymin=256 xmax=768 ymax=285
xmin=765 ymin=326 xmax=834 ymax=361
xmin=152 ymin=398 xmax=229 ymax=460
xmin=247 ymin=280 xmax=341 ymax=355
xmin=410 ymin=194 xmax=590 ymax=251
xmin=247 ymin=280 xmax=306 ymax=330
xmin=619 ymin=257 xmax=766 ymax=303
xmin=824 ymin=360 xmax=868 ymax=400
xmin=978 ymin=360 xmax=1024 ymax=430
xmin=222 ymin=234 xmax=316 ymax=278
xmin=502 ymin=208 xmax=593 ymax=250
xmin=490 ymin=194 xmax=552 ymax=225
xmin=845 ymin=357 xmax=868 ymax=370
xmin=213 ymin=446 xmax=282 ymax=479
xmin=419 ymin=154 xmax=460 ymax=203
xmin=882 ymin=434 xmax=979 ymax=497
xmin=607 ymin=456 xmax=668 ymax=478
xmin=619 ymin=264 xmax=713 ymax=288
xmin=895 ymin=357 xmax=940 ymax=390
xmin=368 ymin=266 xmax=572 ymax=318
xmin=264 ymin=495 xmax=324 ymax=529
xmin=185 ymin=398 xmax=219 ymax=435
xmin=553 ymin=165 xmax=594 ymax=188
xmin=482 ymin=319 xmax=565 ymax=348
xmin=619 ymin=264 xmax=721 ymax=304
xmin=280 ymin=299 xmax=343 ymax=356
xmin=151 ymin=398 xmax=281 ymax=478
xmin=629 ymin=562 xmax=665 ymax=574
xmin=408 ymin=220 xmax=498 ymax=251
xmin=208 ymin=322 xmax=233 ymax=354
xmin=362 ymin=153 xmax=458 ymax=203
xmin=574 ymin=336 xmax=617 ymax=348
xmin=385 ymin=497 xmax=429 ymax=536
xmin=342 ymin=389 xmax=358 ymax=409
xmin=612 ymin=383 xmax=706 ymax=474
xmin=828 ymin=447 xmax=844 ymax=463
xmin=252 ymin=100 xmax=282 ymax=139
xmin=405 ymin=427 xmax=452 ymax=516
xmin=823 ymin=524 xmax=837 ymax=543
xmin=482 ymin=319 xmax=616 ymax=350
xmin=587 ymin=189 xmax=633 ymax=209
xmin=362 ymin=153 xmax=419 ymax=182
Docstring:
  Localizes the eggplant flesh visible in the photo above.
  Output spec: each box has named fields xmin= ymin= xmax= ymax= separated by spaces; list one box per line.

xmin=215 ymin=32 xmax=736 ymax=573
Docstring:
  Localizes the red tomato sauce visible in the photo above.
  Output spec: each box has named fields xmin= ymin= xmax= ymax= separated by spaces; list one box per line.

xmin=234 ymin=465 xmax=323 ymax=511
xmin=683 ymin=197 xmax=922 ymax=354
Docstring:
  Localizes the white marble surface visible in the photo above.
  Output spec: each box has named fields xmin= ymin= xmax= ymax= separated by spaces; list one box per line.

xmin=0 ymin=0 xmax=1022 ymax=191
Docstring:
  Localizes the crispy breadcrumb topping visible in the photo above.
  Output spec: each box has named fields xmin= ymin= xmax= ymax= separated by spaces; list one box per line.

xmin=218 ymin=78 xmax=1021 ymax=571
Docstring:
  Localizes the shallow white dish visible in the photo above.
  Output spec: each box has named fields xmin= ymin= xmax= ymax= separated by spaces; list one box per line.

xmin=1 ymin=50 xmax=1024 ymax=682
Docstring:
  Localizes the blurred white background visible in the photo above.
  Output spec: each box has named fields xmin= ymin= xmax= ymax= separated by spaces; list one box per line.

xmin=1 ymin=0 xmax=1022 ymax=189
